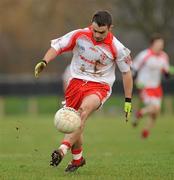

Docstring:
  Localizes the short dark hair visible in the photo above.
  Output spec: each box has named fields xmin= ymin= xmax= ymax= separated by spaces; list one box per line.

xmin=150 ymin=33 xmax=164 ymax=44
xmin=92 ymin=11 xmax=112 ymax=27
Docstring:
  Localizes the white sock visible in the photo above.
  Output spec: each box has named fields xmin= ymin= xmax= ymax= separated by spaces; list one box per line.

xmin=71 ymin=148 xmax=83 ymax=161
xmin=58 ymin=141 xmax=71 ymax=155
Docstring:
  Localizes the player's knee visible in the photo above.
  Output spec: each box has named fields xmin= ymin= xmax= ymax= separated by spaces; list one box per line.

xmin=150 ymin=112 xmax=157 ymax=120
xmin=154 ymin=106 xmax=160 ymax=114
xmin=151 ymin=105 xmax=160 ymax=113
xmin=79 ymin=106 xmax=92 ymax=119
xmin=151 ymin=106 xmax=160 ymax=120
xmin=78 ymin=107 xmax=91 ymax=129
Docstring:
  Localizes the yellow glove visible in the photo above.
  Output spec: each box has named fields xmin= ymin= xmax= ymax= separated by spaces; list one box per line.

xmin=34 ymin=60 xmax=47 ymax=78
xmin=124 ymin=98 xmax=132 ymax=122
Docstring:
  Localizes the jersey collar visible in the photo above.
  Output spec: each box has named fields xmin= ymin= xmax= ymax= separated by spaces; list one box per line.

xmin=148 ymin=48 xmax=163 ymax=56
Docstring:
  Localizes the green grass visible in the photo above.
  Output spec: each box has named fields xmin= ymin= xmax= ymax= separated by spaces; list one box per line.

xmin=2 ymin=95 xmax=174 ymax=115
xmin=0 ymin=113 xmax=174 ymax=180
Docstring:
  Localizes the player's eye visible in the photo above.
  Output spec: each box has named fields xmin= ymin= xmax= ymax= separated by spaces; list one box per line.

xmin=93 ymin=29 xmax=105 ymax=34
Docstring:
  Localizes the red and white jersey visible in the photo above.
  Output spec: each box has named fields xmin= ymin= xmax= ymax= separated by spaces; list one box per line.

xmin=133 ymin=49 xmax=169 ymax=88
xmin=51 ymin=27 xmax=130 ymax=87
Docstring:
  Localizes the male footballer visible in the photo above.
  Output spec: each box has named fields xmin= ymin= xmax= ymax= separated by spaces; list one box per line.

xmin=132 ymin=34 xmax=173 ymax=138
xmin=35 ymin=11 xmax=133 ymax=172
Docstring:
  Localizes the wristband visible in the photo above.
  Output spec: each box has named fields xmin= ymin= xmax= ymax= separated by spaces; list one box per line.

xmin=42 ymin=60 xmax=47 ymax=66
xmin=125 ymin=98 xmax=132 ymax=102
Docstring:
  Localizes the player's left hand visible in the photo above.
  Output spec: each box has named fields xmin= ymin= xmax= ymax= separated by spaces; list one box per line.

xmin=124 ymin=98 xmax=132 ymax=122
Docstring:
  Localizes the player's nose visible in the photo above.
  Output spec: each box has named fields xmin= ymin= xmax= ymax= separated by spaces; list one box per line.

xmin=95 ymin=32 xmax=101 ymax=38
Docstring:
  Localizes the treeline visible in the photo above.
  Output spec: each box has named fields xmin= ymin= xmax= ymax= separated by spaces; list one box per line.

xmin=0 ymin=0 xmax=174 ymax=75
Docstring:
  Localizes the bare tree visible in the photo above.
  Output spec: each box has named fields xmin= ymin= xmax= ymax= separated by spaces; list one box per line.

xmin=114 ymin=0 xmax=174 ymax=39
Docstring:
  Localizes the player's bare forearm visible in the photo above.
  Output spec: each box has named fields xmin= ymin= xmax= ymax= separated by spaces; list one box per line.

xmin=43 ymin=47 xmax=57 ymax=64
xmin=34 ymin=47 xmax=57 ymax=78
xmin=122 ymin=70 xmax=133 ymax=99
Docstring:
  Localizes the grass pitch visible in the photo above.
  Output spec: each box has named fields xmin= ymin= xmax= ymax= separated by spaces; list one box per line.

xmin=0 ymin=113 xmax=174 ymax=180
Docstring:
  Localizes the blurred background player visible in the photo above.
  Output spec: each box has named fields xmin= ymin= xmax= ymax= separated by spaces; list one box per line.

xmin=132 ymin=33 xmax=174 ymax=138
xmin=62 ymin=64 xmax=71 ymax=91
xmin=34 ymin=11 xmax=133 ymax=172
xmin=61 ymin=64 xmax=71 ymax=105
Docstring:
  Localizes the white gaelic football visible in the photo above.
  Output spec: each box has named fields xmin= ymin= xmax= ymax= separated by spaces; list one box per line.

xmin=54 ymin=107 xmax=81 ymax=134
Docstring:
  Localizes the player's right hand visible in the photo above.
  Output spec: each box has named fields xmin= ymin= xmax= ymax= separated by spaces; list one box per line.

xmin=34 ymin=60 xmax=47 ymax=78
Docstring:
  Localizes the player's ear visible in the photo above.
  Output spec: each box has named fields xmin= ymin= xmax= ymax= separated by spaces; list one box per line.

xmin=109 ymin=25 xmax=114 ymax=31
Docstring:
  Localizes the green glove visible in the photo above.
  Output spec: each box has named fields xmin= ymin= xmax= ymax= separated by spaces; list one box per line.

xmin=169 ymin=65 xmax=174 ymax=75
xmin=124 ymin=98 xmax=132 ymax=122
xmin=34 ymin=60 xmax=47 ymax=78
